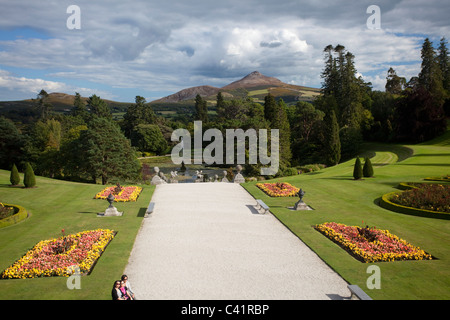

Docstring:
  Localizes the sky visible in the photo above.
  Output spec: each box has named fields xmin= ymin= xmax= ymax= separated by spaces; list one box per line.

xmin=0 ymin=0 xmax=448 ymax=102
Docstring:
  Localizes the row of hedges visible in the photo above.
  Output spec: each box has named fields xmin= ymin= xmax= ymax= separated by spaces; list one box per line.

xmin=380 ymin=189 xmax=450 ymax=220
xmin=0 ymin=204 xmax=28 ymax=228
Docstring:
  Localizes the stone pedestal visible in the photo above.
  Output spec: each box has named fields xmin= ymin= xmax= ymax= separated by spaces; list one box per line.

xmin=294 ymin=201 xmax=310 ymax=210
xmin=151 ymin=175 xmax=165 ymax=185
xmin=98 ymin=206 xmax=123 ymax=217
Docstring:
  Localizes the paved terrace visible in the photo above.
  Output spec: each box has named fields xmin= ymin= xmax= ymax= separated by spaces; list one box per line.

xmin=124 ymin=183 xmax=350 ymax=300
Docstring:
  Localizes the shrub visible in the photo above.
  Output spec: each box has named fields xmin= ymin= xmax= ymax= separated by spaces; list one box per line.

xmin=10 ymin=163 xmax=20 ymax=186
xmin=363 ymin=157 xmax=374 ymax=177
xmin=23 ymin=162 xmax=36 ymax=188
xmin=353 ymin=157 xmax=363 ymax=180
xmin=282 ymin=167 xmax=298 ymax=176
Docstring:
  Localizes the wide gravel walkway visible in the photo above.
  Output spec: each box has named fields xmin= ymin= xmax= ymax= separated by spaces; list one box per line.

xmin=124 ymin=183 xmax=351 ymax=300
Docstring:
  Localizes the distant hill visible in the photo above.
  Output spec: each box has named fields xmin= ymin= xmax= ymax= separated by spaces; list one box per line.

xmin=151 ymin=71 xmax=320 ymax=105
xmin=0 ymin=71 xmax=321 ymax=117
xmin=0 ymin=92 xmax=129 ymax=115
xmin=222 ymin=71 xmax=284 ymax=90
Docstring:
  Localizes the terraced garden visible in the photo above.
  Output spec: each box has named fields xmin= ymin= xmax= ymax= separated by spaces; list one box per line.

xmin=0 ymin=129 xmax=449 ymax=299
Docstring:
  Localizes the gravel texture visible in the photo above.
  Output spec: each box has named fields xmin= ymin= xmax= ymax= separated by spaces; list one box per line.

xmin=124 ymin=183 xmax=351 ymax=300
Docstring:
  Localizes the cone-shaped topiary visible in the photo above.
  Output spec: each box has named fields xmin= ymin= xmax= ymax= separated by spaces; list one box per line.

xmin=10 ymin=163 xmax=20 ymax=186
xmin=353 ymin=156 xmax=363 ymax=180
xmin=23 ymin=162 xmax=36 ymax=188
xmin=363 ymin=157 xmax=374 ymax=177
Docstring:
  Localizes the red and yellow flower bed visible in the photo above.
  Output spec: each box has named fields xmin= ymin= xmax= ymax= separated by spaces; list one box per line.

xmin=390 ymin=184 xmax=450 ymax=213
xmin=256 ymin=182 xmax=299 ymax=197
xmin=94 ymin=186 xmax=142 ymax=202
xmin=314 ymin=222 xmax=433 ymax=263
xmin=1 ymin=229 xmax=115 ymax=279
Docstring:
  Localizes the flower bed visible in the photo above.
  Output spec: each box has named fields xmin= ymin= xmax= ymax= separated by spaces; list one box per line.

xmin=94 ymin=185 xmax=142 ymax=202
xmin=0 ymin=203 xmax=28 ymax=229
xmin=1 ymin=229 xmax=115 ymax=279
xmin=390 ymin=184 xmax=449 ymax=213
xmin=314 ymin=222 xmax=433 ymax=263
xmin=256 ymin=182 xmax=300 ymax=197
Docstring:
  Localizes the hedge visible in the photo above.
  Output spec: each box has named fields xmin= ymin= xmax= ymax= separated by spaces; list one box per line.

xmin=380 ymin=191 xmax=450 ymax=220
xmin=424 ymin=176 xmax=450 ymax=182
xmin=0 ymin=204 xmax=28 ymax=228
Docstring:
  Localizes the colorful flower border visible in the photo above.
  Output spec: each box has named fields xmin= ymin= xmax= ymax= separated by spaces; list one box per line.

xmin=94 ymin=186 xmax=142 ymax=202
xmin=314 ymin=222 xmax=433 ymax=263
xmin=256 ymin=182 xmax=300 ymax=197
xmin=1 ymin=229 xmax=115 ymax=279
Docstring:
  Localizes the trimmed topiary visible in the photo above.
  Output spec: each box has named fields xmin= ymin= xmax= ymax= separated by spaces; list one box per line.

xmin=10 ymin=163 xmax=20 ymax=186
xmin=353 ymin=156 xmax=363 ymax=180
xmin=23 ymin=162 xmax=36 ymax=188
xmin=363 ymin=157 xmax=374 ymax=178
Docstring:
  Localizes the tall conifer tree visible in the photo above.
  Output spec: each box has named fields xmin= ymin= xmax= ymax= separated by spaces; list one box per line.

xmin=323 ymin=109 xmax=341 ymax=166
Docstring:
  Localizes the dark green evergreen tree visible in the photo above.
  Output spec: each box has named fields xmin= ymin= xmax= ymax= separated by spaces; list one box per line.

xmin=71 ymin=92 xmax=89 ymax=121
xmin=122 ymin=96 xmax=156 ymax=138
xmin=0 ymin=117 xmax=25 ymax=170
xmin=438 ymin=37 xmax=450 ymax=91
xmin=66 ymin=118 xmax=141 ymax=185
xmin=216 ymin=92 xmax=225 ymax=116
xmin=323 ymin=110 xmax=341 ymax=166
xmin=87 ymin=94 xmax=111 ymax=120
xmin=263 ymin=93 xmax=277 ymax=122
xmin=10 ymin=163 xmax=20 ymax=186
xmin=130 ymin=124 xmax=168 ymax=155
xmin=194 ymin=94 xmax=208 ymax=122
xmin=363 ymin=157 xmax=374 ymax=178
xmin=23 ymin=162 xmax=36 ymax=188
xmin=34 ymin=89 xmax=53 ymax=120
xmin=272 ymin=99 xmax=292 ymax=167
xmin=353 ymin=156 xmax=363 ymax=180
xmin=395 ymin=38 xmax=447 ymax=142
xmin=385 ymin=68 xmax=406 ymax=94
xmin=418 ymin=38 xmax=445 ymax=106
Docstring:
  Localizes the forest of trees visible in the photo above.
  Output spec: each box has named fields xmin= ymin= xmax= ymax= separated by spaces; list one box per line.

xmin=0 ymin=37 xmax=448 ymax=183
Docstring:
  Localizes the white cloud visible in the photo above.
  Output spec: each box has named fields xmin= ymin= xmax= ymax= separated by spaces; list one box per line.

xmin=0 ymin=69 xmax=115 ymax=100
xmin=0 ymin=0 xmax=448 ymax=101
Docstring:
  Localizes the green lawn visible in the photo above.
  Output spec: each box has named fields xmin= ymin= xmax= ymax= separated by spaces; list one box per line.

xmin=243 ymin=132 xmax=450 ymax=299
xmin=0 ymin=175 xmax=154 ymax=299
xmin=1 ymin=131 xmax=449 ymax=300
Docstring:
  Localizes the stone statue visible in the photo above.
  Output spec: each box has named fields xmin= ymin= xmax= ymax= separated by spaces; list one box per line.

xmin=151 ymin=166 xmax=166 ymax=185
xmin=233 ymin=165 xmax=245 ymax=183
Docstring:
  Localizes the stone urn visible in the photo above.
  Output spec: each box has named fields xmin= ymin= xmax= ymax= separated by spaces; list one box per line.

xmin=107 ymin=193 xmax=115 ymax=208
xmin=294 ymin=189 xmax=309 ymax=210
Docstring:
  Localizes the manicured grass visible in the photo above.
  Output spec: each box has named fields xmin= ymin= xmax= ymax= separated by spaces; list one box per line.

xmin=1 ymin=130 xmax=449 ymax=300
xmin=0 ymin=174 xmax=154 ymax=299
xmin=243 ymin=136 xmax=450 ymax=299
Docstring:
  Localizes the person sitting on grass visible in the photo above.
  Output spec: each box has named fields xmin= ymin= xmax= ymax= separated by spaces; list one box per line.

xmin=121 ymin=274 xmax=136 ymax=300
xmin=112 ymin=280 xmax=125 ymax=300
xmin=120 ymin=280 xmax=133 ymax=300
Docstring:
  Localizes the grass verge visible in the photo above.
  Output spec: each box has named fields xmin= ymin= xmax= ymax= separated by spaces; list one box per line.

xmin=0 ymin=174 xmax=154 ymax=300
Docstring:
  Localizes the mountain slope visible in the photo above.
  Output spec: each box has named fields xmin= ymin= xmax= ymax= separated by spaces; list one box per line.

xmin=222 ymin=71 xmax=284 ymax=90
xmin=152 ymin=71 xmax=320 ymax=104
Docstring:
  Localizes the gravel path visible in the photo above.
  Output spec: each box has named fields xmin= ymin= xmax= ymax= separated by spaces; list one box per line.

xmin=124 ymin=183 xmax=351 ymax=300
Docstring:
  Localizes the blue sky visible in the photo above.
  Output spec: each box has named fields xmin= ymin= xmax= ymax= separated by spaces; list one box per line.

xmin=0 ymin=0 xmax=448 ymax=102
